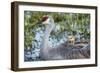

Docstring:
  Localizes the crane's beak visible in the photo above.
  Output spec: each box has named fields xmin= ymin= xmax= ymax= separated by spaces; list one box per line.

xmin=36 ymin=20 xmax=46 ymax=27
xmin=36 ymin=17 xmax=48 ymax=26
xmin=36 ymin=20 xmax=42 ymax=24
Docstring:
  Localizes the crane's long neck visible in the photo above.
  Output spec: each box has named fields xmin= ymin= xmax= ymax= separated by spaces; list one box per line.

xmin=42 ymin=23 xmax=55 ymax=49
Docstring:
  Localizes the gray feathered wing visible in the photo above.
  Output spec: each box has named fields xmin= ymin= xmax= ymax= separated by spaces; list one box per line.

xmin=48 ymin=42 xmax=90 ymax=60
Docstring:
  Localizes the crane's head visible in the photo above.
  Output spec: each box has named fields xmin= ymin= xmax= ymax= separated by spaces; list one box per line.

xmin=41 ymin=15 xmax=54 ymax=25
xmin=37 ymin=15 xmax=55 ymax=32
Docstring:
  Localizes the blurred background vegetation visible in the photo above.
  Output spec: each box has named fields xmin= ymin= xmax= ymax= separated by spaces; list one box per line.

xmin=24 ymin=11 xmax=90 ymax=61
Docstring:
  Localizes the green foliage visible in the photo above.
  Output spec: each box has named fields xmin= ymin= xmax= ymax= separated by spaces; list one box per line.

xmin=24 ymin=11 xmax=90 ymax=49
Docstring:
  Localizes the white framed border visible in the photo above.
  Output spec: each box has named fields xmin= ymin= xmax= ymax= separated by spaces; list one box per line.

xmin=18 ymin=5 xmax=96 ymax=68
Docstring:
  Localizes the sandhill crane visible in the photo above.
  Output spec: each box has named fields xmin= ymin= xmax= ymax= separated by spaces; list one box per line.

xmin=39 ymin=15 xmax=90 ymax=60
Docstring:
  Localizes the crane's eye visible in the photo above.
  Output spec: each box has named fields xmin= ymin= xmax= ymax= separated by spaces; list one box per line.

xmin=42 ymin=16 xmax=48 ymax=22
